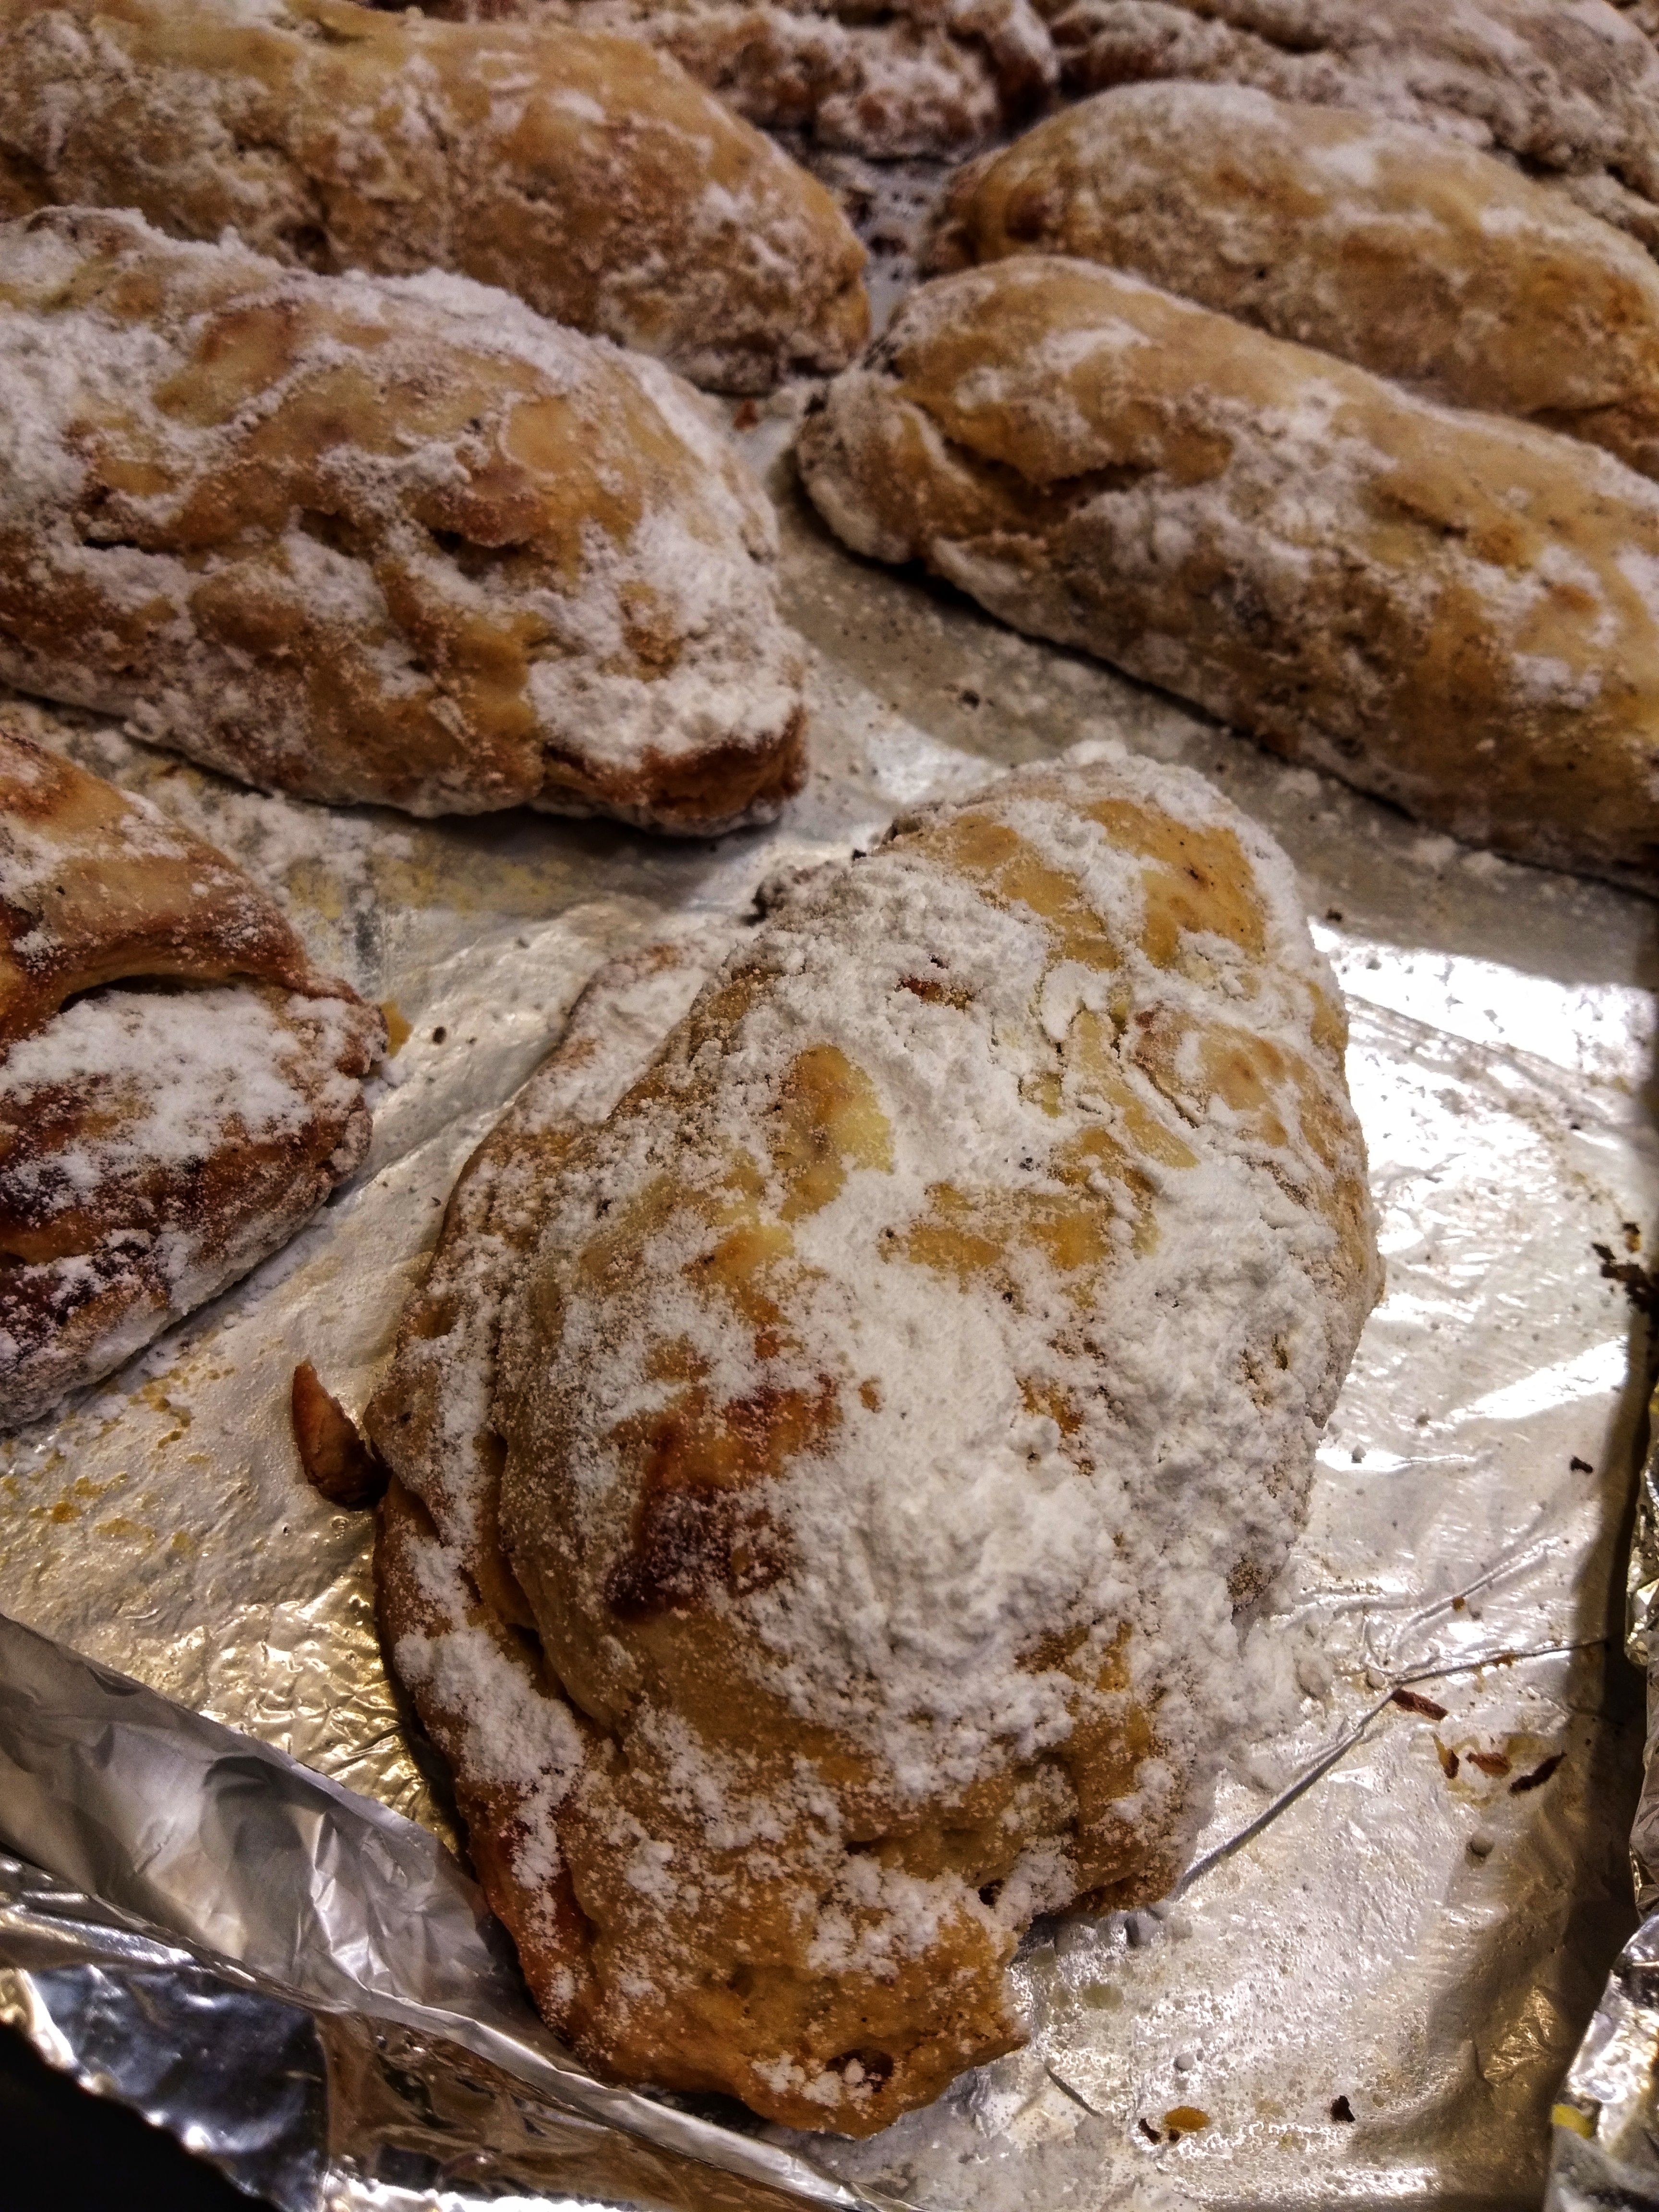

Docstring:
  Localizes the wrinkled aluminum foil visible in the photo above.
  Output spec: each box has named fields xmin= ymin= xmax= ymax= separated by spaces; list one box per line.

xmin=1540 ymin=1391 xmax=1659 ymax=2212
xmin=0 ymin=418 xmax=1655 ymax=2211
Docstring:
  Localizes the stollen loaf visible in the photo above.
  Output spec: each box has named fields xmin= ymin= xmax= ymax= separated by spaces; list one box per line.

xmin=929 ymin=82 xmax=1659 ymax=482
xmin=0 ymin=718 xmax=383 ymax=1425
xmin=0 ymin=0 xmax=867 ymax=393
xmin=372 ymin=0 xmax=1058 ymax=159
xmin=1035 ymin=0 xmax=1659 ymax=256
xmin=796 ymin=257 xmax=1659 ymax=890
xmin=0 ymin=208 xmax=807 ymax=831
xmin=368 ymin=751 xmax=1380 ymax=2133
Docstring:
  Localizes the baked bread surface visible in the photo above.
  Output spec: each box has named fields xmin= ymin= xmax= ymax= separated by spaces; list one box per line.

xmin=930 ymin=81 xmax=1659 ymax=481
xmin=370 ymin=753 xmax=1379 ymax=2134
xmin=0 ymin=0 xmax=868 ymax=391
xmin=0 ymin=208 xmax=807 ymax=830
xmin=379 ymin=0 xmax=1058 ymax=158
xmin=1034 ymin=0 xmax=1659 ymax=254
xmin=796 ymin=257 xmax=1659 ymax=890
xmin=0 ymin=717 xmax=383 ymax=1423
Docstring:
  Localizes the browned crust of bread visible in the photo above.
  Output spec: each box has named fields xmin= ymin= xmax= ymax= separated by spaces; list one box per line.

xmin=926 ymin=83 xmax=1659 ymax=483
xmin=0 ymin=0 xmax=868 ymax=392
xmin=796 ymin=259 xmax=1659 ymax=892
xmin=0 ymin=714 xmax=329 ymax=1048
xmin=0 ymin=723 xmax=384 ymax=1424
xmin=0 ymin=209 xmax=808 ymax=832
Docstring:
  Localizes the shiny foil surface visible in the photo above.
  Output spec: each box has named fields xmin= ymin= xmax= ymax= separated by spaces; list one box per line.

xmin=0 ymin=416 xmax=1655 ymax=2211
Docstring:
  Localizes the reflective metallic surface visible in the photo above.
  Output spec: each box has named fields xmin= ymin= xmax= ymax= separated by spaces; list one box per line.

xmin=1544 ymin=1393 xmax=1659 ymax=2212
xmin=0 ymin=421 xmax=1655 ymax=2209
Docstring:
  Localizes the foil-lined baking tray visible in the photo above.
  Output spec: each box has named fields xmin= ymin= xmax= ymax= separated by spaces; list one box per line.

xmin=0 ymin=419 xmax=1656 ymax=2210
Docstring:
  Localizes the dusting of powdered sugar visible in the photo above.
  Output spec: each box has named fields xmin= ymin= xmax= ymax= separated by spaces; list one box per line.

xmin=0 ymin=968 xmax=379 ymax=1423
xmin=371 ymin=0 xmax=1058 ymax=160
xmin=0 ymin=208 xmax=805 ymax=827
xmin=0 ymin=985 xmax=363 ymax=1207
xmin=1040 ymin=0 xmax=1659 ymax=247
xmin=511 ymin=749 xmax=1369 ymax=1812
xmin=927 ymin=80 xmax=1659 ymax=438
xmin=0 ymin=0 xmax=866 ymax=391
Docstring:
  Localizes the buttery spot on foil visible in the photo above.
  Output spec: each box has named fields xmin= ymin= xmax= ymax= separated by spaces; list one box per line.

xmin=95 ymin=1515 xmax=152 ymax=1544
xmin=1164 ymin=2106 xmax=1210 ymax=2138
xmin=1467 ymin=1749 xmax=1513 ymax=1779
xmin=138 ymin=1382 xmax=192 ymax=1428
xmin=379 ymin=1000 xmax=412 ymax=1055
xmin=1436 ymin=1739 xmax=1459 ymax=1779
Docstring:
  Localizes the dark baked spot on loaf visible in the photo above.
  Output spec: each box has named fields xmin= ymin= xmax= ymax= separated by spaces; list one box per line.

xmin=604 ymin=1373 xmax=837 ymax=1617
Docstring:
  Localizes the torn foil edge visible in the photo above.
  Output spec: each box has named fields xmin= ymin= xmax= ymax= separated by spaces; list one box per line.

xmin=1547 ymin=1386 xmax=1659 ymax=2212
xmin=0 ymin=1610 xmax=890 ymax=2212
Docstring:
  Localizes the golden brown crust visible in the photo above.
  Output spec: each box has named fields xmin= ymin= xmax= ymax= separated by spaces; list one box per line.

xmin=0 ymin=208 xmax=807 ymax=831
xmin=0 ymin=712 xmax=326 ymax=1048
xmin=927 ymin=82 xmax=1659 ymax=482
xmin=0 ymin=0 xmax=868 ymax=392
xmin=372 ymin=761 xmax=1379 ymax=2133
xmin=797 ymin=258 xmax=1659 ymax=891
xmin=378 ymin=0 xmax=1058 ymax=160
xmin=1033 ymin=0 xmax=1659 ymax=257
xmin=0 ymin=724 xmax=384 ymax=1426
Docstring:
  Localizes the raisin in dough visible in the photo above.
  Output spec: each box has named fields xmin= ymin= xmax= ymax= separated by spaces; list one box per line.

xmin=929 ymin=82 xmax=1659 ymax=482
xmin=797 ymin=257 xmax=1659 ymax=890
xmin=0 ymin=717 xmax=383 ymax=1425
xmin=369 ymin=752 xmax=1380 ymax=2134
xmin=0 ymin=0 xmax=867 ymax=393
xmin=0 ymin=208 xmax=807 ymax=832
xmin=1034 ymin=0 xmax=1659 ymax=257
xmin=380 ymin=0 xmax=1057 ymax=160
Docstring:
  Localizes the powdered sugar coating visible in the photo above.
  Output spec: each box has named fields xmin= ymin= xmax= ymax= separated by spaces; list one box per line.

xmin=1038 ymin=0 xmax=1659 ymax=255
xmin=0 ymin=208 xmax=807 ymax=830
xmin=796 ymin=256 xmax=1659 ymax=889
xmin=387 ymin=0 xmax=1058 ymax=159
xmin=927 ymin=81 xmax=1659 ymax=481
xmin=0 ymin=975 xmax=381 ymax=1425
xmin=375 ymin=751 xmax=1379 ymax=2134
xmin=0 ymin=0 xmax=868 ymax=392
xmin=0 ymin=983 xmax=365 ymax=1197
xmin=0 ymin=721 xmax=383 ymax=1424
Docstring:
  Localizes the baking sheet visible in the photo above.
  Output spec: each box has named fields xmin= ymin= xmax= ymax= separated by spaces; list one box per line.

xmin=0 ymin=421 xmax=1655 ymax=2209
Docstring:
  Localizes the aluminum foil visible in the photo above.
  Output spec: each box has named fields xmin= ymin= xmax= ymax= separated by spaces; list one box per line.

xmin=1539 ymin=1385 xmax=1659 ymax=2212
xmin=0 ymin=415 xmax=1656 ymax=2211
